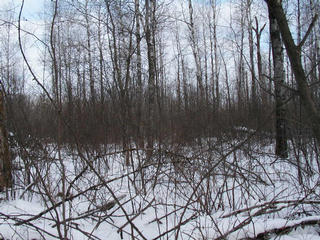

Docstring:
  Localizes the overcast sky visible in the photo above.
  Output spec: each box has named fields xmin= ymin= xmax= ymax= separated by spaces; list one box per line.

xmin=0 ymin=0 xmax=44 ymax=21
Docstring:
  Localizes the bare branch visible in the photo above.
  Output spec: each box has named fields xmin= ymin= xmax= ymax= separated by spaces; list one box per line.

xmin=298 ymin=14 xmax=319 ymax=50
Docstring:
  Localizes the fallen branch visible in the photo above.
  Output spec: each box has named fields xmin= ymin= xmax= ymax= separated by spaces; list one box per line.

xmin=221 ymin=199 xmax=320 ymax=218
xmin=15 ymin=183 xmax=102 ymax=226
xmin=244 ymin=217 xmax=320 ymax=240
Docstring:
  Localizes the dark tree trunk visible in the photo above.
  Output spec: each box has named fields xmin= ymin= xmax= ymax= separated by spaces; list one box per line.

xmin=266 ymin=0 xmax=320 ymax=146
xmin=145 ymin=0 xmax=157 ymax=160
xmin=135 ymin=0 xmax=144 ymax=148
xmin=267 ymin=1 xmax=288 ymax=158
xmin=0 ymin=86 xmax=12 ymax=191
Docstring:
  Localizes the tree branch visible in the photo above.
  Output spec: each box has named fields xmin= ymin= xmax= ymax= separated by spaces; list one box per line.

xmin=244 ymin=217 xmax=320 ymax=240
xmin=298 ymin=14 xmax=319 ymax=50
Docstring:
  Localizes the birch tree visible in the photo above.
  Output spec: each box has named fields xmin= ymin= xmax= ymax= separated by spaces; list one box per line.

xmin=188 ymin=0 xmax=204 ymax=104
xmin=267 ymin=0 xmax=288 ymax=158
xmin=145 ymin=0 xmax=157 ymax=160
xmin=265 ymin=0 xmax=320 ymax=146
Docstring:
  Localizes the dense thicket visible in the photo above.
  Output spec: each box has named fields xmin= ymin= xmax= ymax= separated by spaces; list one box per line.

xmin=1 ymin=0 xmax=319 ymax=150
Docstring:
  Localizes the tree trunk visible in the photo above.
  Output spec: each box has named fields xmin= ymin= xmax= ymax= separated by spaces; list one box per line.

xmin=267 ymin=1 xmax=288 ymax=158
xmin=209 ymin=0 xmax=220 ymax=109
xmin=188 ymin=0 xmax=204 ymax=104
xmin=145 ymin=0 xmax=157 ymax=160
xmin=97 ymin=6 xmax=105 ymax=105
xmin=85 ymin=0 xmax=95 ymax=105
xmin=253 ymin=17 xmax=266 ymax=106
xmin=237 ymin=1 xmax=246 ymax=118
xmin=266 ymin=0 xmax=320 ymax=146
xmin=135 ymin=0 xmax=144 ymax=148
xmin=0 ymin=89 xmax=12 ymax=191
xmin=246 ymin=0 xmax=256 ymax=112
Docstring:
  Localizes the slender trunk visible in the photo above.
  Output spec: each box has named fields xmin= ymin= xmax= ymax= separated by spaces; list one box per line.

xmin=0 ymin=89 xmax=12 ymax=192
xmin=176 ymin=55 xmax=181 ymax=112
xmin=253 ymin=17 xmax=266 ymax=106
xmin=188 ymin=0 xmax=204 ymax=104
xmin=310 ymin=0 xmax=320 ymax=97
xmin=97 ymin=7 xmax=105 ymax=105
xmin=209 ymin=0 xmax=220 ymax=109
xmin=175 ymin=24 xmax=188 ymax=112
xmin=145 ymin=0 xmax=157 ymax=160
xmin=220 ymin=49 xmax=232 ymax=114
xmin=135 ymin=0 xmax=144 ymax=148
xmin=238 ymin=29 xmax=245 ymax=114
xmin=85 ymin=0 xmax=95 ymax=104
xmin=202 ymin=24 xmax=209 ymax=106
xmin=246 ymin=0 xmax=256 ymax=112
xmin=213 ymin=9 xmax=219 ymax=109
xmin=267 ymin=1 xmax=288 ymax=158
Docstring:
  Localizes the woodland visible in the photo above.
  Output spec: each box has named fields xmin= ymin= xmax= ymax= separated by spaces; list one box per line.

xmin=0 ymin=0 xmax=319 ymax=239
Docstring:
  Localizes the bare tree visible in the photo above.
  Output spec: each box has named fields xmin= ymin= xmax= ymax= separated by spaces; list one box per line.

xmin=187 ymin=0 xmax=204 ymax=104
xmin=145 ymin=0 xmax=157 ymax=160
xmin=84 ymin=0 xmax=95 ymax=104
xmin=253 ymin=17 xmax=266 ymax=106
xmin=265 ymin=0 xmax=320 ymax=145
xmin=0 ymin=87 xmax=12 ymax=192
xmin=104 ymin=0 xmax=136 ymax=164
xmin=135 ymin=0 xmax=144 ymax=148
xmin=209 ymin=0 xmax=220 ymax=109
xmin=234 ymin=0 xmax=247 ymax=120
xmin=246 ymin=0 xmax=257 ymax=114
xmin=267 ymin=0 xmax=288 ymax=158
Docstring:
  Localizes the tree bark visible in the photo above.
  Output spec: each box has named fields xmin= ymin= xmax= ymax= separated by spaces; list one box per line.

xmin=135 ymin=0 xmax=144 ymax=148
xmin=0 ymin=88 xmax=12 ymax=191
xmin=267 ymin=0 xmax=288 ymax=158
xmin=266 ymin=0 xmax=320 ymax=145
xmin=209 ymin=0 xmax=220 ymax=109
xmin=188 ymin=0 xmax=204 ymax=104
xmin=253 ymin=17 xmax=266 ymax=105
xmin=85 ymin=0 xmax=95 ymax=105
xmin=246 ymin=0 xmax=256 ymax=109
xmin=145 ymin=0 xmax=157 ymax=160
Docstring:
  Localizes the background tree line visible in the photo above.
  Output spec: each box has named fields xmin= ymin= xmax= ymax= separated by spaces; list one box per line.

xmin=1 ymin=0 xmax=319 ymax=154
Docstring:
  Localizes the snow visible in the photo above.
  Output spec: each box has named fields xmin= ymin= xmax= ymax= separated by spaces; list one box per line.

xmin=270 ymin=226 xmax=320 ymax=240
xmin=0 ymin=141 xmax=320 ymax=239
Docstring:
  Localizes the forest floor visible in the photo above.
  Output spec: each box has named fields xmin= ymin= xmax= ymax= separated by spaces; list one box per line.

xmin=0 ymin=135 xmax=319 ymax=239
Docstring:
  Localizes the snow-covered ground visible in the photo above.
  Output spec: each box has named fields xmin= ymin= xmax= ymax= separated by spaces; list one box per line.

xmin=0 ymin=137 xmax=320 ymax=239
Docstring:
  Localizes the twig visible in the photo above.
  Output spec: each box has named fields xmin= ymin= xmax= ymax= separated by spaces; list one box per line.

xmin=221 ymin=199 xmax=320 ymax=218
